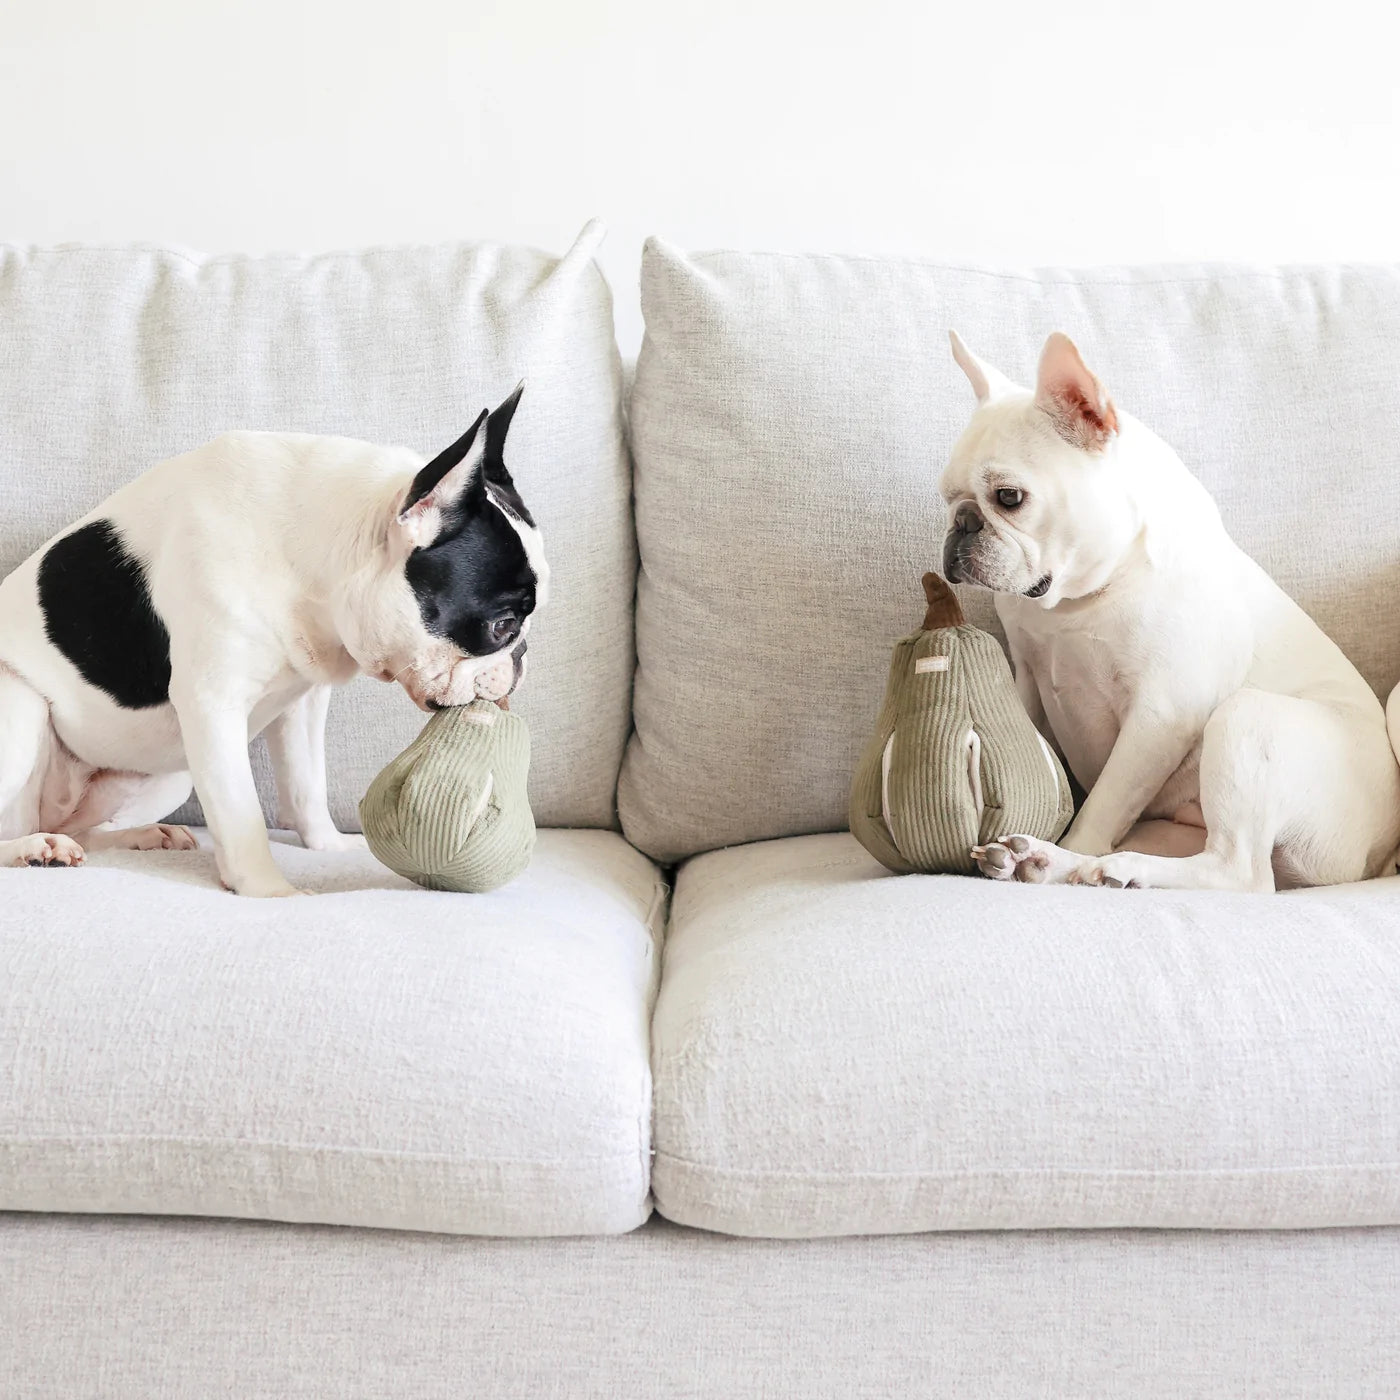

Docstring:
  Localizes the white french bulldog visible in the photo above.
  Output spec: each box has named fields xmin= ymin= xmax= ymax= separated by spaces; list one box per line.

xmin=940 ymin=331 xmax=1400 ymax=891
xmin=0 ymin=386 xmax=545 ymax=897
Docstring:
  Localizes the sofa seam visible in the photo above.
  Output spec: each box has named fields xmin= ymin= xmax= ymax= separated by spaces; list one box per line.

xmin=651 ymin=1151 xmax=1400 ymax=1181
xmin=682 ymin=247 xmax=1388 ymax=288
xmin=1 ymin=1135 xmax=644 ymax=1169
xmin=0 ymin=242 xmax=546 ymax=268
xmin=639 ymin=873 xmax=671 ymax=1195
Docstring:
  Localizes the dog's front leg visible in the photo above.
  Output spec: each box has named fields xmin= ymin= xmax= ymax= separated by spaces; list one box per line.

xmin=1060 ymin=703 xmax=1206 ymax=857
xmin=1005 ymin=632 xmax=1052 ymax=741
xmin=171 ymin=675 xmax=301 ymax=898
xmin=265 ymin=687 xmax=365 ymax=852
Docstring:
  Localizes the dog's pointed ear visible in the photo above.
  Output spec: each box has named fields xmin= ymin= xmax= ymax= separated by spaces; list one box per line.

xmin=482 ymin=381 xmax=537 ymax=527
xmin=398 ymin=408 xmax=489 ymax=548
xmin=485 ymin=380 xmax=524 ymax=467
xmin=1034 ymin=332 xmax=1119 ymax=452
xmin=949 ymin=330 xmax=1014 ymax=405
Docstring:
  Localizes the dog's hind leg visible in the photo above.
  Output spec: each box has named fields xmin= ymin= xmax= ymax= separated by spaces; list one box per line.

xmin=65 ymin=769 xmax=199 ymax=853
xmin=89 ymin=769 xmax=193 ymax=828
xmin=980 ymin=689 xmax=1400 ymax=892
xmin=0 ymin=665 xmax=84 ymax=867
xmin=79 ymin=822 xmax=199 ymax=852
xmin=1091 ymin=690 xmax=1397 ymax=891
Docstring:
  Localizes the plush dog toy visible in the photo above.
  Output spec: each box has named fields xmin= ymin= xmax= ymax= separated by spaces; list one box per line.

xmin=360 ymin=652 xmax=535 ymax=893
xmin=849 ymin=573 xmax=1073 ymax=875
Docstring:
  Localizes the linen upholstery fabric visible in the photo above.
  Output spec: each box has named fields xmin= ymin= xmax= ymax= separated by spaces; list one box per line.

xmin=0 ymin=224 xmax=633 ymax=830
xmin=621 ymin=241 xmax=1400 ymax=861
xmin=5 ymin=1215 xmax=1399 ymax=1400
xmin=651 ymin=833 xmax=1400 ymax=1238
xmin=0 ymin=830 xmax=664 ymax=1235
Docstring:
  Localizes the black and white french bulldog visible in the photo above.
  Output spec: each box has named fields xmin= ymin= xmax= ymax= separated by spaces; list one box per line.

xmin=0 ymin=386 xmax=546 ymax=896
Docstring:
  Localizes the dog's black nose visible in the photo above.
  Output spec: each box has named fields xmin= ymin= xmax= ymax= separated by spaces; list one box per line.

xmin=942 ymin=533 xmax=962 ymax=581
xmin=953 ymin=502 xmax=984 ymax=535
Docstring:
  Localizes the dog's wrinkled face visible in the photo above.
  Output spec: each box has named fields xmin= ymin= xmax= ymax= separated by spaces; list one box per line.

xmin=343 ymin=385 xmax=549 ymax=711
xmin=939 ymin=331 xmax=1133 ymax=609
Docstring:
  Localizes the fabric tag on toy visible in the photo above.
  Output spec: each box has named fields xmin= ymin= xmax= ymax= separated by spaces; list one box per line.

xmin=915 ymin=656 xmax=950 ymax=674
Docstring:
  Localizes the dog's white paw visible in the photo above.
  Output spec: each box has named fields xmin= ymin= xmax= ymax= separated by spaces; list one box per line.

xmin=10 ymin=833 xmax=86 ymax=868
xmin=1066 ymin=855 xmax=1141 ymax=889
xmin=228 ymin=881 xmax=308 ymax=898
xmin=972 ymin=834 xmax=1055 ymax=883
xmin=301 ymin=830 xmax=368 ymax=854
xmin=219 ymin=870 xmax=308 ymax=898
xmin=124 ymin=823 xmax=198 ymax=852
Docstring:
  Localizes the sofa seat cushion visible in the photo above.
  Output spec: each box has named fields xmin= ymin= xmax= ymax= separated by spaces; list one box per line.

xmin=651 ymin=833 xmax=1400 ymax=1237
xmin=0 ymin=830 xmax=664 ymax=1236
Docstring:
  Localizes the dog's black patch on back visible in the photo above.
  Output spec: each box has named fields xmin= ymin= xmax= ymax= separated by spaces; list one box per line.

xmin=38 ymin=519 xmax=172 ymax=709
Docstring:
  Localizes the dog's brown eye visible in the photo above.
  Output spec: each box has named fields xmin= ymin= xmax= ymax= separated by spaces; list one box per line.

xmin=996 ymin=487 xmax=1024 ymax=509
xmin=488 ymin=616 xmax=518 ymax=646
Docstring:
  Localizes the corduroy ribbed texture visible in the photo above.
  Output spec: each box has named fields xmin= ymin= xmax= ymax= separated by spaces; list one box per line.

xmin=850 ymin=625 xmax=1073 ymax=874
xmin=360 ymin=700 xmax=535 ymax=892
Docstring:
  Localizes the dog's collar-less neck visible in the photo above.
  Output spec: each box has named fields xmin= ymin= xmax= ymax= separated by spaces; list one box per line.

xmin=284 ymin=477 xmax=412 ymax=661
xmin=1045 ymin=525 xmax=1153 ymax=611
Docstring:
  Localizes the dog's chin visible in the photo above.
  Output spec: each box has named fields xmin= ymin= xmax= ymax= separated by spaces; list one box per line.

xmin=403 ymin=684 xmax=441 ymax=713
xmin=396 ymin=669 xmax=474 ymax=713
xmin=947 ymin=558 xmax=1053 ymax=600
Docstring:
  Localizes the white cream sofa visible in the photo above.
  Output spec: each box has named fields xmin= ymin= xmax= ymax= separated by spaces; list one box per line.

xmin=3 ymin=227 xmax=1399 ymax=1397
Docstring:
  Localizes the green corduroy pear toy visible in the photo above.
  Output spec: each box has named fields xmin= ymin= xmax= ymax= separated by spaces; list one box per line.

xmin=360 ymin=682 xmax=535 ymax=894
xmin=849 ymin=572 xmax=1074 ymax=876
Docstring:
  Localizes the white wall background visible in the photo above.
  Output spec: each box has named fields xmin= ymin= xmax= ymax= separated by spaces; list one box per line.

xmin=4 ymin=0 xmax=1399 ymax=352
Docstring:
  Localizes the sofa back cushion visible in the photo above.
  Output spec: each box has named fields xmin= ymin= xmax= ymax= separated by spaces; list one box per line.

xmin=620 ymin=241 xmax=1400 ymax=863
xmin=0 ymin=223 xmax=633 ymax=830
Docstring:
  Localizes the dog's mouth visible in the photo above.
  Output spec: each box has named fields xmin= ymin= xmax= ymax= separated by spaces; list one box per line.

xmin=408 ymin=639 xmax=529 ymax=713
xmin=1023 ymin=574 xmax=1052 ymax=599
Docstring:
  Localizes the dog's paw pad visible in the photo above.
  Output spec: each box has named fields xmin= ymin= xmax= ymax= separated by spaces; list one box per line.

xmin=1012 ymin=851 xmax=1052 ymax=883
xmin=13 ymin=833 xmax=85 ymax=868
xmin=973 ymin=842 xmax=1017 ymax=880
xmin=976 ymin=835 xmax=1057 ymax=883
